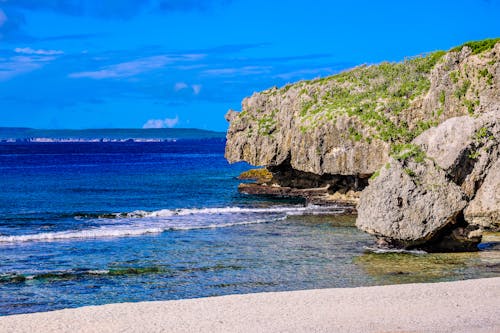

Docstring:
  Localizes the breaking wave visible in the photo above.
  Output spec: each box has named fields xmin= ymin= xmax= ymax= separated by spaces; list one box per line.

xmin=0 ymin=205 xmax=345 ymax=243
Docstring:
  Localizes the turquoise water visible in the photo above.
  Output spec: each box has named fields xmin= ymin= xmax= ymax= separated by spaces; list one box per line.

xmin=1 ymin=141 xmax=499 ymax=315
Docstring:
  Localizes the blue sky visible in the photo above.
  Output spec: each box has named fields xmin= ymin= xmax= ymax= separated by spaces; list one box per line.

xmin=0 ymin=0 xmax=499 ymax=131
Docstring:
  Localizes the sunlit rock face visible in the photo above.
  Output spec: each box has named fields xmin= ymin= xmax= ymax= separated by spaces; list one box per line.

xmin=225 ymin=40 xmax=500 ymax=251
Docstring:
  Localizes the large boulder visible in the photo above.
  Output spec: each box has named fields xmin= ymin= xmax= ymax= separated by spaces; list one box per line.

xmin=356 ymin=111 xmax=499 ymax=251
xmin=356 ymin=157 xmax=468 ymax=248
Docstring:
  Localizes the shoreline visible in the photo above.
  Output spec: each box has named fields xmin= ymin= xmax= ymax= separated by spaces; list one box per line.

xmin=1 ymin=277 xmax=499 ymax=332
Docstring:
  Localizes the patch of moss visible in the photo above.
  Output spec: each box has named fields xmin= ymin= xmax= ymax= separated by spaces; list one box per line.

xmin=468 ymin=150 xmax=481 ymax=160
xmin=473 ymin=126 xmax=490 ymax=141
xmin=238 ymin=168 xmax=273 ymax=182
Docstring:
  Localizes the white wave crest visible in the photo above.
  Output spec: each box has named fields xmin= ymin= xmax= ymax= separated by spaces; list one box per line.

xmin=0 ymin=217 xmax=286 ymax=243
xmin=113 ymin=205 xmax=344 ymax=218
xmin=363 ymin=246 xmax=427 ymax=255
xmin=1 ymin=204 xmax=345 ymax=244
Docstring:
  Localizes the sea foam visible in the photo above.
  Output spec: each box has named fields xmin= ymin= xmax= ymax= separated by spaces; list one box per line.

xmin=0 ymin=205 xmax=343 ymax=243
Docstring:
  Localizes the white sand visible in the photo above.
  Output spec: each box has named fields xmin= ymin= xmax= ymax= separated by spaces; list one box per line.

xmin=1 ymin=277 xmax=499 ymax=333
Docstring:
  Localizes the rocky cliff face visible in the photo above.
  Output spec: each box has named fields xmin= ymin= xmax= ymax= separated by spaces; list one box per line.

xmin=226 ymin=41 xmax=499 ymax=179
xmin=225 ymin=39 xmax=499 ymax=251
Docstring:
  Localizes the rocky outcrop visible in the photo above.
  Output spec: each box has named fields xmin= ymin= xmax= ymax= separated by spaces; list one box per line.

xmin=356 ymin=111 xmax=499 ymax=251
xmin=226 ymin=42 xmax=499 ymax=176
xmin=225 ymin=39 xmax=499 ymax=250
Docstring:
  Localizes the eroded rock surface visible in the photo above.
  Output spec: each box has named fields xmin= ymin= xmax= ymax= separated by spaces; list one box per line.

xmin=356 ymin=111 xmax=499 ymax=251
xmin=226 ymin=43 xmax=500 ymax=177
xmin=356 ymin=158 xmax=468 ymax=248
xmin=225 ymin=39 xmax=500 ymax=250
xmin=465 ymin=158 xmax=500 ymax=231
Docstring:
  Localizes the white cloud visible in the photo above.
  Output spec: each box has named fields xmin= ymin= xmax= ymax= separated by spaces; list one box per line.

xmin=0 ymin=9 xmax=6 ymax=27
xmin=142 ymin=116 xmax=179 ymax=129
xmin=174 ymin=82 xmax=188 ymax=91
xmin=14 ymin=47 xmax=64 ymax=55
xmin=70 ymin=55 xmax=171 ymax=79
xmin=191 ymin=84 xmax=202 ymax=95
xmin=70 ymin=53 xmax=206 ymax=80
xmin=0 ymin=55 xmax=56 ymax=81
xmin=202 ymin=66 xmax=271 ymax=77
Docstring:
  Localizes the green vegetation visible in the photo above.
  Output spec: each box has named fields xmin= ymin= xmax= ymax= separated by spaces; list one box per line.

xmin=404 ymin=168 xmax=417 ymax=177
xmin=450 ymin=38 xmax=500 ymax=55
xmin=478 ymin=68 xmax=494 ymax=86
xmin=257 ymin=110 xmax=277 ymax=135
xmin=439 ymin=91 xmax=446 ymax=105
xmin=297 ymin=50 xmax=446 ymax=145
xmin=467 ymin=127 xmax=493 ymax=160
xmin=348 ymin=127 xmax=363 ymax=142
xmin=449 ymin=71 xmax=459 ymax=83
xmin=391 ymin=144 xmax=426 ymax=163
xmin=370 ymin=170 xmax=380 ymax=180
xmin=473 ymin=126 xmax=491 ymax=142
xmin=463 ymin=99 xmax=479 ymax=115
xmin=468 ymin=150 xmax=481 ymax=160
xmin=237 ymin=38 xmax=498 ymax=159
xmin=454 ymin=80 xmax=471 ymax=100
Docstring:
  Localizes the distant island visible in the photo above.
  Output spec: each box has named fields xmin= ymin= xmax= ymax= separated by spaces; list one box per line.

xmin=0 ymin=128 xmax=226 ymax=142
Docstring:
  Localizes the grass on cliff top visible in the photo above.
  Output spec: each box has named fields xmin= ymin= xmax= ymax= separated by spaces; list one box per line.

xmin=251 ymin=37 xmax=497 ymax=163
xmin=295 ymin=50 xmax=446 ymax=144
xmin=450 ymin=37 xmax=500 ymax=55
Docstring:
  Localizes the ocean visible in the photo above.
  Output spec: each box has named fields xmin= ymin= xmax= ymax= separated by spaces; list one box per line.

xmin=1 ymin=140 xmax=499 ymax=316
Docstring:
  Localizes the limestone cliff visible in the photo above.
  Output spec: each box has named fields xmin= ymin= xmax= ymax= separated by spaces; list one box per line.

xmin=226 ymin=39 xmax=499 ymax=180
xmin=225 ymin=38 xmax=499 ymax=251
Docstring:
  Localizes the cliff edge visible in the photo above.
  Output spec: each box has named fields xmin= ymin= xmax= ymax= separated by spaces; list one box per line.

xmin=225 ymin=38 xmax=500 ymax=251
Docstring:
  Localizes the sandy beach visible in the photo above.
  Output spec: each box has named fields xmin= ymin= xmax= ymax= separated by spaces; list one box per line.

xmin=1 ymin=277 xmax=499 ymax=333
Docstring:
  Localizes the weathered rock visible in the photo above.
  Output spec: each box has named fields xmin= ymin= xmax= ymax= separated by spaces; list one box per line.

xmin=357 ymin=111 xmax=499 ymax=251
xmin=237 ymin=168 xmax=273 ymax=184
xmin=224 ymin=39 xmax=500 ymax=251
xmin=356 ymin=157 xmax=468 ymax=249
xmin=413 ymin=111 xmax=500 ymax=198
xmin=465 ymin=158 xmax=500 ymax=231
xmin=226 ymin=42 xmax=500 ymax=177
xmin=238 ymin=182 xmax=359 ymax=208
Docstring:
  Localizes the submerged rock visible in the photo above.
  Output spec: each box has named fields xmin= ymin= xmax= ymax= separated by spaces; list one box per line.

xmin=237 ymin=168 xmax=273 ymax=184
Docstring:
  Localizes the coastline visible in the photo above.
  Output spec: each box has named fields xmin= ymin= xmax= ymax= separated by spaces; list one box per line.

xmin=1 ymin=277 xmax=499 ymax=333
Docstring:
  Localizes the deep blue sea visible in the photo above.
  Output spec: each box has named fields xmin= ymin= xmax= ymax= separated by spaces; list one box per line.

xmin=1 ymin=140 xmax=499 ymax=316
